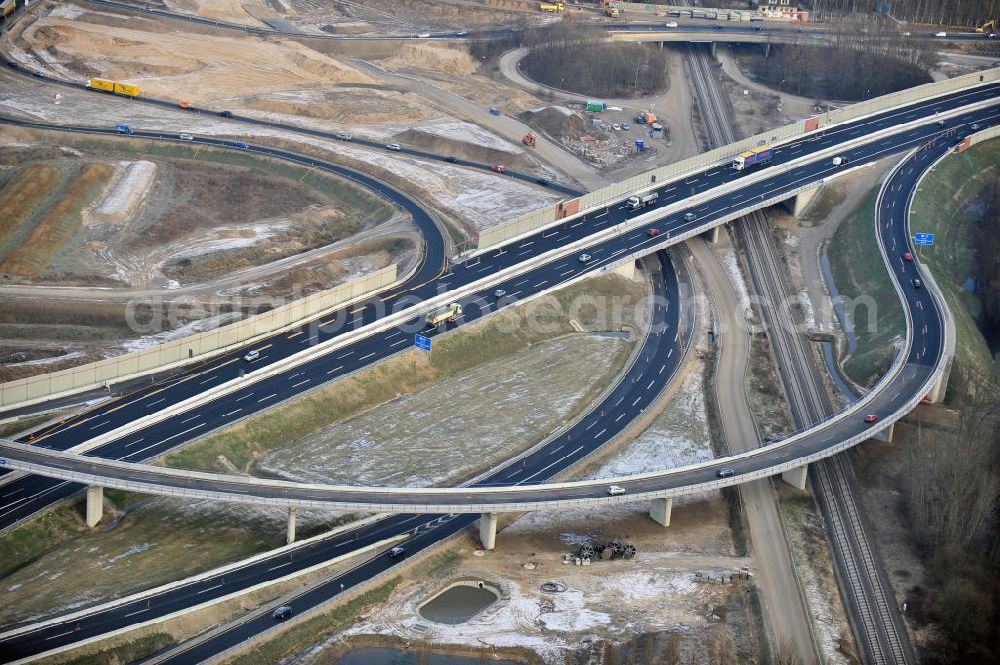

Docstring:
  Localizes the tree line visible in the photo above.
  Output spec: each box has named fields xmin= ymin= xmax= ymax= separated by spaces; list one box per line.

xmin=807 ymin=0 xmax=1000 ymax=28
xmin=746 ymin=22 xmax=934 ymax=100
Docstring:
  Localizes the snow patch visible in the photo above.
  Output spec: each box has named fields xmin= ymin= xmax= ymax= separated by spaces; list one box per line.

xmin=720 ymin=251 xmax=753 ymax=321
xmin=417 ymin=121 xmax=522 ymax=153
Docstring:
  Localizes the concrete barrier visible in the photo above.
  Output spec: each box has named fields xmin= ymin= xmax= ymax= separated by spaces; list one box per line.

xmin=0 ymin=265 xmax=399 ymax=412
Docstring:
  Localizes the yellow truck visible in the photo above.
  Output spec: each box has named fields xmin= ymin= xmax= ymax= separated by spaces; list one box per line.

xmin=87 ymin=78 xmax=141 ymax=97
xmin=539 ymin=2 xmax=564 ymax=12
xmin=427 ymin=303 xmax=462 ymax=327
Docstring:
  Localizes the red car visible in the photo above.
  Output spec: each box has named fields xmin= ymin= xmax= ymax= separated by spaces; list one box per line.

xmin=864 ymin=414 xmax=878 ymax=423
xmin=491 ymin=165 xmax=506 ymax=174
xmin=647 ymin=228 xmax=660 ymax=237
xmin=903 ymin=252 xmax=913 ymax=262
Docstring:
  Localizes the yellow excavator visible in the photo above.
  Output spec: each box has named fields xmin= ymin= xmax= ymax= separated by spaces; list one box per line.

xmin=976 ymin=19 xmax=995 ymax=33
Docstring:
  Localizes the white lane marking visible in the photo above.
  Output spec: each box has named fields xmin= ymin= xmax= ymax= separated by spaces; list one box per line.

xmin=513 ymin=279 xmax=530 ymax=287
xmin=667 ymin=348 xmax=673 ymax=358
xmin=647 ymin=380 xmax=655 ymax=390
xmin=659 ymin=363 xmax=666 ymax=374
xmin=360 ymin=352 xmax=376 ymax=361
xmin=89 ymin=420 xmax=111 ymax=430
xmin=223 ymin=409 xmax=242 ymax=418
xmin=534 ymin=280 xmax=547 ymax=288
xmin=549 ymin=445 xmax=564 ymax=456
xmin=180 ymin=414 xmax=200 ymax=424
xmin=269 ymin=560 xmax=294 ymax=571
xmin=235 ymin=393 xmax=253 ymax=402
xmin=559 ymin=269 xmax=574 ymax=277
xmin=148 ymin=398 xmax=165 ymax=408
xmin=632 ymin=396 xmax=642 ymax=406
xmin=126 ymin=423 xmax=206 ymax=458
xmin=615 ymin=413 xmax=626 ymax=422
xmin=257 ymin=393 xmax=277 ymax=403
xmin=124 ymin=437 xmax=145 ymax=448
xmin=291 ymin=379 xmax=310 ymax=388
xmin=124 ymin=608 xmax=151 ymax=618
xmin=585 ymin=420 xmax=597 ymax=431
xmin=197 ymin=584 xmax=224 ymax=594
xmin=595 ymin=428 xmax=607 ymax=439
xmin=336 ymin=351 xmax=354 ymax=359
xmin=327 ymin=365 xmax=344 ymax=374
xmin=46 ymin=631 xmax=76 ymax=640
xmin=390 ymin=338 xmax=408 ymax=347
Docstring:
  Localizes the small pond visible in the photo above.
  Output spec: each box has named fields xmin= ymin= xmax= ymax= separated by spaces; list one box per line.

xmin=418 ymin=581 xmax=499 ymax=625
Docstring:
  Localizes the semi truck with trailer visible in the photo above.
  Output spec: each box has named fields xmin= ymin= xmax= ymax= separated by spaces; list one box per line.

xmin=88 ymin=78 xmax=141 ymax=97
xmin=732 ymin=145 xmax=773 ymax=170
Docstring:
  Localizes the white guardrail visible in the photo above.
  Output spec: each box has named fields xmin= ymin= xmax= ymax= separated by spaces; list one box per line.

xmin=0 ymin=92 xmax=987 ymax=513
xmin=476 ymin=67 xmax=1000 ymax=251
xmin=0 ymin=265 xmax=400 ymax=411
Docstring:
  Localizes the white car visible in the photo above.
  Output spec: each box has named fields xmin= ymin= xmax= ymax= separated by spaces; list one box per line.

xmin=665 ymin=21 xmax=678 ymax=28
xmin=934 ymin=31 xmax=947 ymax=37
xmin=386 ymin=143 xmax=402 ymax=151
xmin=579 ymin=253 xmax=593 ymax=263
xmin=494 ymin=288 xmax=507 ymax=298
xmin=611 ymin=123 xmax=621 ymax=131
xmin=607 ymin=485 xmax=626 ymax=496
xmin=415 ymin=32 xmax=430 ymax=38
xmin=335 ymin=131 xmax=352 ymax=141
xmin=179 ymin=133 xmax=194 ymax=141
xmin=243 ymin=349 xmax=260 ymax=362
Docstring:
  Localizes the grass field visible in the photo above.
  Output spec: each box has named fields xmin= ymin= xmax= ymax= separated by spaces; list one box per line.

xmin=828 ymin=186 xmax=906 ymax=387
xmin=828 ymin=138 xmax=1000 ymax=399
xmin=0 ymin=163 xmax=113 ymax=276
xmin=166 ymin=274 xmax=647 ymax=473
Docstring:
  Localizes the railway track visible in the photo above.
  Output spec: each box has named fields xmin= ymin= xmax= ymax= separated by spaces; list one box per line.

xmin=685 ymin=42 xmax=914 ymax=664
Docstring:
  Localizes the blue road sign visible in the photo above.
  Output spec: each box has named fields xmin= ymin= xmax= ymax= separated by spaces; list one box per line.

xmin=415 ymin=334 xmax=432 ymax=351
xmin=914 ymin=233 xmax=935 ymax=246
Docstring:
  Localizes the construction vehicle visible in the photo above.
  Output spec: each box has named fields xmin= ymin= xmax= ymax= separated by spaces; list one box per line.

xmin=522 ymin=132 xmax=537 ymax=147
xmin=626 ymin=192 xmax=658 ymax=210
xmin=634 ymin=110 xmax=657 ymax=125
xmin=427 ymin=303 xmax=462 ymax=327
xmin=601 ymin=0 xmax=621 ymax=17
xmin=976 ymin=19 xmax=995 ymax=33
xmin=539 ymin=2 xmax=564 ymax=12
xmin=88 ymin=78 xmax=141 ymax=97
xmin=732 ymin=145 xmax=773 ymax=170
xmin=115 ymin=123 xmax=133 ymax=135
xmin=178 ymin=101 xmax=191 ymax=109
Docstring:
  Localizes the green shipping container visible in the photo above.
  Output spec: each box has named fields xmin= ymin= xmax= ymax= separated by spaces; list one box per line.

xmin=585 ymin=100 xmax=606 ymax=112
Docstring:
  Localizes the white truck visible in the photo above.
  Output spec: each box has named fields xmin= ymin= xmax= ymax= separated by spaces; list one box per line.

xmin=626 ymin=192 xmax=659 ymax=210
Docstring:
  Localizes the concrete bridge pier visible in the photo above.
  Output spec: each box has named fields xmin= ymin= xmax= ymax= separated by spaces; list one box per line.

xmin=649 ymin=497 xmax=673 ymax=527
xmin=703 ymin=225 xmax=720 ymax=243
xmin=924 ymin=361 xmax=952 ymax=403
xmin=613 ymin=260 xmax=639 ymax=281
xmin=709 ymin=41 xmax=717 ymax=58
xmin=784 ymin=183 xmax=823 ymax=219
xmin=479 ymin=512 xmax=498 ymax=550
xmin=873 ymin=422 xmax=895 ymax=443
xmin=286 ymin=506 xmax=297 ymax=545
xmin=781 ymin=465 xmax=809 ymax=490
xmin=85 ymin=485 xmax=103 ymax=527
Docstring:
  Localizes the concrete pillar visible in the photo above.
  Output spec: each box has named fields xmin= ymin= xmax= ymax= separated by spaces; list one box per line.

xmin=703 ymin=225 xmax=720 ymax=244
xmin=782 ymin=464 xmax=808 ymax=490
xmin=479 ymin=512 xmax=498 ymax=550
xmin=612 ymin=260 xmax=638 ymax=281
xmin=649 ymin=497 xmax=673 ymax=527
xmin=925 ymin=362 xmax=952 ymax=403
xmin=873 ymin=422 xmax=894 ymax=443
xmin=85 ymin=485 xmax=103 ymax=528
xmin=710 ymin=41 xmax=717 ymax=58
xmin=784 ymin=183 xmax=823 ymax=219
xmin=286 ymin=506 xmax=297 ymax=545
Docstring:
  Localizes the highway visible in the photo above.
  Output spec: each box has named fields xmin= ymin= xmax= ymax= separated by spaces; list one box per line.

xmin=0 ymin=250 xmax=690 ymax=661
xmin=77 ymin=0 xmax=1000 ymax=44
xmin=1 ymin=97 xmax=995 ymax=516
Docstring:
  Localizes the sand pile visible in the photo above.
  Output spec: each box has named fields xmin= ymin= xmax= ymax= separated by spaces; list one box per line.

xmin=88 ymin=161 xmax=157 ymax=226
xmin=21 ymin=17 xmax=376 ymax=103
xmin=384 ymin=44 xmax=477 ymax=77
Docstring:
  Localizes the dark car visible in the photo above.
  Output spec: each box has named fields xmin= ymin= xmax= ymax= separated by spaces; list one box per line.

xmin=912 ymin=278 xmax=923 ymax=289
xmin=272 ymin=605 xmax=293 ymax=621
xmin=716 ymin=468 xmax=736 ymax=478
xmin=444 ymin=156 xmax=457 ymax=163
xmin=535 ymin=177 xmax=550 ymax=186
xmin=219 ymin=110 xmax=233 ymax=118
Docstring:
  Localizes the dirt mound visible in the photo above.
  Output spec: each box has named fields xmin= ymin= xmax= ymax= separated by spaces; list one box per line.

xmin=244 ymin=88 xmax=439 ymax=123
xmin=18 ymin=16 xmax=376 ymax=103
xmin=520 ymin=107 xmax=594 ymax=140
xmin=392 ymin=128 xmax=534 ymax=170
xmin=384 ymin=44 xmax=477 ymax=77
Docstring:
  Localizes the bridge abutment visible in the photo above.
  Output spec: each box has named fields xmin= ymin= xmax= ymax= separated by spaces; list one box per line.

xmin=649 ymin=497 xmax=673 ymax=527
xmin=873 ymin=422 xmax=894 ymax=443
xmin=612 ymin=260 xmax=638 ymax=281
xmin=925 ymin=360 xmax=952 ymax=403
xmin=784 ymin=183 xmax=823 ymax=219
xmin=286 ymin=506 xmax=297 ymax=545
xmin=85 ymin=485 xmax=103 ymax=527
xmin=479 ymin=512 xmax=498 ymax=550
xmin=781 ymin=464 xmax=808 ymax=490
xmin=703 ymin=225 xmax=720 ymax=243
